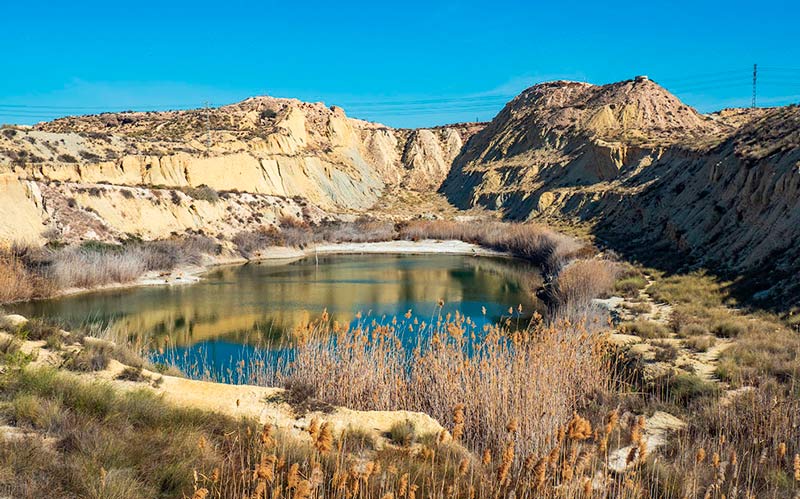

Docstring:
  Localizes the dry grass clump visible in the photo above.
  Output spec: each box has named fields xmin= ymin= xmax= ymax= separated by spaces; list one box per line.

xmin=51 ymin=246 xmax=147 ymax=288
xmin=621 ymin=301 xmax=651 ymax=314
xmin=651 ymin=341 xmax=679 ymax=362
xmin=278 ymin=216 xmax=315 ymax=248
xmin=181 ymin=184 xmax=219 ymax=203
xmin=683 ymin=335 xmax=716 ymax=353
xmin=232 ymin=226 xmax=284 ymax=257
xmin=676 ymin=323 xmax=709 ymax=337
xmin=0 ymin=247 xmax=55 ymax=302
xmin=549 ymin=259 xmax=618 ymax=312
xmin=715 ymin=322 xmax=800 ymax=387
xmin=710 ymin=319 xmax=747 ymax=338
xmin=619 ymin=319 xmax=670 ymax=339
xmin=613 ymin=266 xmax=649 ymax=297
xmin=316 ymin=217 xmax=396 ymax=243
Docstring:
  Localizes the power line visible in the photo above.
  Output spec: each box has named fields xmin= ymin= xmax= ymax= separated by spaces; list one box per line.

xmin=752 ymin=63 xmax=758 ymax=108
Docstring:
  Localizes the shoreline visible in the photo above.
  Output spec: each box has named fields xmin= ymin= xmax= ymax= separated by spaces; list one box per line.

xmin=17 ymin=239 xmax=512 ymax=303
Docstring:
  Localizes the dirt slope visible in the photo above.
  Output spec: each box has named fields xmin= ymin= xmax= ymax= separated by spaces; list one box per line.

xmin=440 ymin=77 xmax=799 ymax=306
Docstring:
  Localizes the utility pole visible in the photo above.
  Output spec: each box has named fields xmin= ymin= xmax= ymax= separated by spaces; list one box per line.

xmin=204 ymin=101 xmax=211 ymax=155
xmin=752 ymin=64 xmax=757 ymax=108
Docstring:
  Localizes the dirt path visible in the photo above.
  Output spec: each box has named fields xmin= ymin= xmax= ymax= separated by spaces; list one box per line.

xmin=601 ymin=274 xmax=739 ymax=470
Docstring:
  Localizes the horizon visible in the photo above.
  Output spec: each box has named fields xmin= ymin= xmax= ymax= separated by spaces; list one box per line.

xmin=2 ymin=0 xmax=799 ymax=128
xmin=3 ymin=76 xmax=792 ymax=131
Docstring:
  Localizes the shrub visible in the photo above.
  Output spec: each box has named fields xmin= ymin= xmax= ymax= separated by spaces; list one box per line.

xmin=652 ymin=341 xmax=679 ymax=362
xmin=11 ymin=394 xmax=65 ymax=431
xmin=653 ymin=372 xmax=720 ymax=406
xmin=260 ymin=108 xmax=277 ymax=120
xmin=65 ymin=343 xmax=112 ymax=372
xmin=182 ymin=184 xmax=219 ymax=203
xmin=620 ymin=319 xmax=670 ymax=339
xmin=388 ymin=419 xmax=416 ymax=446
xmin=684 ymin=335 xmax=715 ymax=352
xmin=711 ymin=319 xmax=747 ymax=338
xmin=0 ymin=335 xmax=22 ymax=355
xmin=621 ymin=301 xmax=651 ymax=314
xmin=549 ymin=259 xmax=618 ymax=312
xmin=78 ymin=150 xmax=101 ymax=162
xmin=117 ymin=366 xmax=146 ymax=382
xmin=676 ymin=323 xmax=708 ymax=337
xmin=233 ymin=227 xmax=284 ymax=257
xmin=614 ymin=275 xmax=648 ymax=297
xmin=316 ymin=218 xmax=396 ymax=243
xmin=56 ymin=153 xmax=78 ymax=163
xmin=0 ymin=248 xmax=55 ymax=303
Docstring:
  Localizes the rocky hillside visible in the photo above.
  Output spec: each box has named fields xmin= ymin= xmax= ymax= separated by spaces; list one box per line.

xmin=0 ymin=97 xmax=482 ymax=243
xmin=441 ymin=77 xmax=799 ymax=305
xmin=1 ymin=80 xmax=798 ymax=306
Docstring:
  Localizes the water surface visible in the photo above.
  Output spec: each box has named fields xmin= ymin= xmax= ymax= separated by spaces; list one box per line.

xmin=12 ymin=254 xmax=544 ymax=380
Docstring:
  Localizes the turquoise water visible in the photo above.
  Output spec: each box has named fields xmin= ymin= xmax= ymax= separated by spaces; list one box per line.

xmin=11 ymin=254 xmax=544 ymax=381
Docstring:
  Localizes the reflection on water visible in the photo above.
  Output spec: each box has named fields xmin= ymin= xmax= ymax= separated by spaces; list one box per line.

xmin=11 ymin=254 xmax=544 ymax=380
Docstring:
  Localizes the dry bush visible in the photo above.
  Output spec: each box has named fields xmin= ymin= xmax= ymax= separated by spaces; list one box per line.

xmin=0 ymin=246 xmax=56 ymax=303
xmin=233 ymin=227 xmax=284 ymax=257
xmin=684 ymin=335 xmax=715 ymax=352
xmin=549 ymin=259 xmax=618 ymax=312
xmin=50 ymin=247 xmax=146 ymax=288
xmin=181 ymin=184 xmax=219 ymax=203
xmin=279 ymin=216 xmax=315 ymax=248
xmin=619 ymin=319 xmax=671 ymax=339
xmin=399 ymin=220 xmax=585 ymax=275
xmin=316 ymin=218 xmax=397 ymax=243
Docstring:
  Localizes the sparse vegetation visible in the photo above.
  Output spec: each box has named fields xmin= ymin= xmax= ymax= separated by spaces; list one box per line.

xmin=0 ymin=236 xmax=220 ymax=303
xmin=620 ymin=319 xmax=670 ymax=339
xmin=182 ymin=184 xmax=219 ymax=203
xmin=683 ymin=335 xmax=715 ymax=352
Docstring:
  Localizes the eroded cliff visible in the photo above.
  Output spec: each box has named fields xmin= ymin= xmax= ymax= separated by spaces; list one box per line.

xmin=0 ymin=97 xmax=482 ymax=242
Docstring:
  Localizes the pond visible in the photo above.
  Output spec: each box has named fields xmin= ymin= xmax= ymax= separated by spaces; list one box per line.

xmin=11 ymin=254 xmax=545 ymax=381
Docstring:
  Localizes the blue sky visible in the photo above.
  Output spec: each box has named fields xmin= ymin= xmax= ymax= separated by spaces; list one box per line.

xmin=2 ymin=0 xmax=799 ymax=128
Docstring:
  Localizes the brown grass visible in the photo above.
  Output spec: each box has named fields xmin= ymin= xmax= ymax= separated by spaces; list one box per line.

xmin=257 ymin=311 xmax=610 ymax=460
xmin=0 ymin=248 xmax=54 ymax=302
xmin=398 ymin=220 xmax=586 ymax=275
xmin=0 ymin=236 xmax=220 ymax=303
xmin=549 ymin=259 xmax=618 ymax=314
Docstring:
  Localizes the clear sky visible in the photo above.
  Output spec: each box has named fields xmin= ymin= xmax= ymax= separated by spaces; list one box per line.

xmin=2 ymin=0 xmax=799 ymax=128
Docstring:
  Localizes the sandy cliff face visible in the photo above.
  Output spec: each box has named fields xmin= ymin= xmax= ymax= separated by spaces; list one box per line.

xmin=0 ymin=98 xmax=481 ymax=242
xmin=440 ymin=77 xmax=800 ymax=304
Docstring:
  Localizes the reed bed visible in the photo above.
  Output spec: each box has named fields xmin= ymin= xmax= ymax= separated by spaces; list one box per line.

xmin=0 ymin=235 xmax=219 ymax=302
xmin=246 ymin=308 xmax=612 ymax=461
